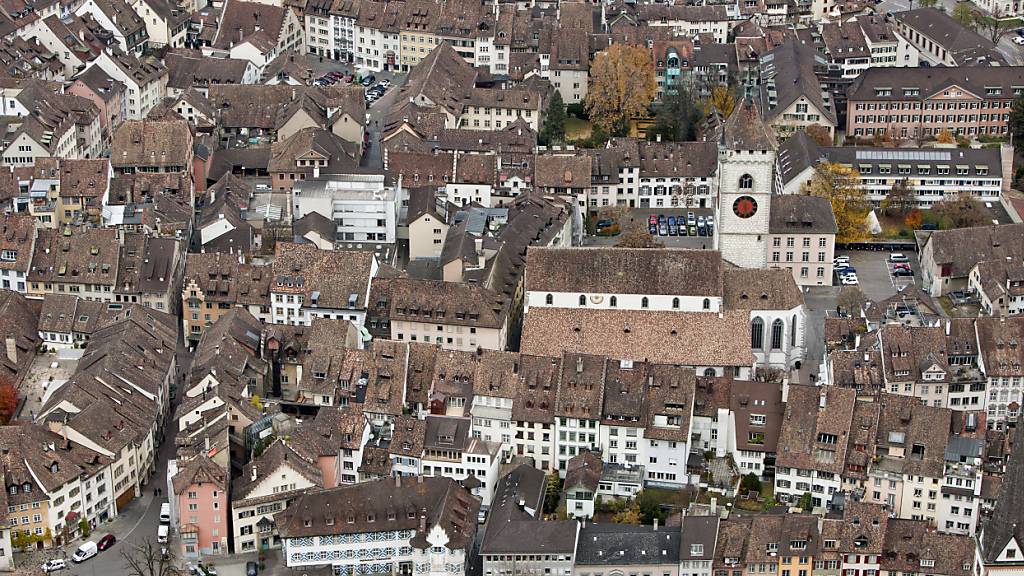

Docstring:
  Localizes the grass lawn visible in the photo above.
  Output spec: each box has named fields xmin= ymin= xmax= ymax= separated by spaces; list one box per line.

xmin=876 ymin=214 xmax=917 ymax=240
xmin=565 ymin=117 xmax=592 ymax=141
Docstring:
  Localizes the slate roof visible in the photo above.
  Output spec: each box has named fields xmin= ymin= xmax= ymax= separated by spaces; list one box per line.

xmin=982 ymin=426 xmax=1024 ymax=562
xmin=722 ymin=96 xmax=776 ymax=151
xmin=575 ymin=523 xmax=682 ymax=565
xmin=769 ymin=194 xmax=837 ymax=235
xmin=895 ymin=8 xmax=1003 ymax=65
xmin=849 ymin=66 xmax=1024 ymax=102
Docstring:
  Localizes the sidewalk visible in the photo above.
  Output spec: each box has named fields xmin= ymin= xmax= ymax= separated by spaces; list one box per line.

xmin=16 ymin=488 xmax=157 ymax=568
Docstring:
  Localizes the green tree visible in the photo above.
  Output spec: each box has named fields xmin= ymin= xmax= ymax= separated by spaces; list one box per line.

xmin=636 ymin=490 xmax=670 ymax=525
xmin=613 ymin=504 xmax=642 ymax=524
xmin=540 ymin=91 xmax=566 ymax=146
xmin=543 ymin=472 xmax=561 ymax=515
xmin=932 ymin=193 xmax=989 ymax=229
xmin=649 ymin=87 xmax=703 ymax=142
xmin=798 ymin=492 xmax=813 ymax=512
xmin=79 ymin=517 xmax=90 ymax=538
xmin=880 ymin=178 xmax=915 ymax=217
xmin=740 ymin=473 xmax=762 ymax=495
xmin=802 ymin=162 xmax=871 ymax=243
xmin=952 ymin=2 xmax=975 ymax=29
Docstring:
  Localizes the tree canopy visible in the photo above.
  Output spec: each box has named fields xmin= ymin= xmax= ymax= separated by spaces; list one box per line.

xmin=802 ymin=162 xmax=871 ymax=243
xmin=586 ymin=44 xmax=658 ymax=135
xmin=540 ymin=91 xmax=566 ymax=145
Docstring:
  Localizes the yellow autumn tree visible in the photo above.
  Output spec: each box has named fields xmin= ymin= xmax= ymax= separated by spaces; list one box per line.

xmin=585 ymin=44 xmax=657 ymax=135
xmin=802 ymin=162 xmax=871 ymax=243
xmin=935 ymin=129 xmax=956 ymax=144
xmin=702 ymin=85 xmax=737 ymax=118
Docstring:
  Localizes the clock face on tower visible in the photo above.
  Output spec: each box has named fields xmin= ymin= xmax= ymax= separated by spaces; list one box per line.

xmin=733 ymin=196 xmax=758 ymax=219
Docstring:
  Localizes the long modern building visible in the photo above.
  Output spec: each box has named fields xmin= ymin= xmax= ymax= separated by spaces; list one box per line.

xmin=776 ymin=132 xmax=1003 ymax=208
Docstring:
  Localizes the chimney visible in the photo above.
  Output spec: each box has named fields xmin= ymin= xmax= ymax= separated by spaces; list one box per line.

xmin=710 ymin=497 xmax=717 ymax=515
xmin=653 ymin=517 xmax=659 ymax=531
xmin=395 ymin=475 xmax=402 ymax=488
xmin=656 ymin=133 xmax=662 ymax=143
xmin=576 ymin=356 xmax=583 ymax=373
xmin=4 ymin=336 xmax=15 ymax=364
xmin=819 ymin=387 xmax=827 ymax=409
xmin=250 ymin=465 xmax=257 ymax=482
xmin=419 ymin=513 xmax=427 ymax=533
xmin=204 ymin=435 xmax=210 ymax=452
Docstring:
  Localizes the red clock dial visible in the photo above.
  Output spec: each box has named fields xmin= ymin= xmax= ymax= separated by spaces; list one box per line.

xmin=733 ymin=196 xmax=758 ymax=219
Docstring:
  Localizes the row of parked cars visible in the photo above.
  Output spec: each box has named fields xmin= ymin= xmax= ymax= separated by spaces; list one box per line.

xmin=41 ymin=534 xmax=117 ymax=572
xmin=315 ymin=70 xmax=354 ymax=86
xmin=364 ymin=78 xmax=391 ymax=104
xmin=834 ymin=256 xmax=858 ymax=285
xmin=649 ymin=213 xmax=714 ymax=237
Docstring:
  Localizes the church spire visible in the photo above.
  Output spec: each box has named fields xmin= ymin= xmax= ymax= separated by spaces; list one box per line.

xmin=721 ymin=92 xmax=777 ymax=152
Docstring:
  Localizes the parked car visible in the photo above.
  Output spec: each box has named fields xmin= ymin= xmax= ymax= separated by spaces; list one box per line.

xmin=648 ymin=214 xmax=658 ymax=225
xmin=834 ymin=256 xmax=850 ymax=265
xmin=98 ymin=534 xmax=116 ymax=551
xmin=889 ymin=253 xmax=909 ymax=263
xmin=160 ymin=503 xmax=171 ymax=523
xmin=157 ymin=525 xmax=169 ymax=544
xmin=648 ymin=223 xmax=658 ymax=234
xmin=246 ymin=561 xmax=259 ymax=576
xmin=379 ymin=79 xmax=392 ymax=88
xmin=841 ymin=274 xmax=859 ymax=285
xmin=73 ymin=541 xmax=98 ymax=563
xmin=706 ymin=219 xmax=714 ymax=236
xmin=667 ymin=216 xmax=677 ymax=235
xmin=328 ymin=70 xmax=345 ymax=79
xmin=658 ymin=223 xmax=668 ymax=236
xmin=41 ymin=559 xmax=67 ymax=573
xmin=894 ymin=268 xmax=914 ymax=277
xmin=892 ymin=262 xmax=911 ymax=271
xmin=657 ymin=214 xmax=666 ymax=224
xmin=688 ymin=225 xmax=697 ymax=236
xmin=687 ymin=211 xmax=696 ymax=225
xmin=343 ymin=73 xmax=355 ymax=83
xmin=360 ymin=75 xmax=376 ymax=86
xmin=1014 ymin=36 xmax=1024 ymax=45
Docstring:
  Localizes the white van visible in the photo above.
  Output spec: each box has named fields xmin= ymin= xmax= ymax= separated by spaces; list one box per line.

xmin=160 ymin=503 xmax=171 ymax=523
xmin=72 ymin=541 xmax=97 ymax=563
xmin=157 ymin=524 xmax=169 ymax=544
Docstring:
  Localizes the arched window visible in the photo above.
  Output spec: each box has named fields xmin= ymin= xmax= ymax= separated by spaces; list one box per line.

xmin=672 ymin=297 xmax=680 ymax=309
xmin=545 ymin=294 xmax=553 ymax=305
xmin=704 ymin=368 xmax=716 ymax=377
xmin=751 ymin=317 xmax=764 ymax=349
xmin=739 ymin=174 xmax=753 ymax=190
xmin=641 ymin=297 xmax=649 ymax=309
xmin=790 ymin=314 xmax=798 ymax=346
xmin=771 ymin=319 xmax=784 ymax=350
xmin=703 ymin=298 xmax=711 ymax=310
xmin=610 ymin=296 xmax=618 ymax=307
xmin=579 ymin=295 xmax=586 ymax=306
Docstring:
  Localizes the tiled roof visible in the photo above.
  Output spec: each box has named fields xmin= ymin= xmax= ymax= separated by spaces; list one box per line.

xmin=525 ymin=247 xmax=723 ymax=296
xmin=521 ymin=307 xmax=754 ymax=367
xmin=275 ymin=476 xmax=479 ymax=551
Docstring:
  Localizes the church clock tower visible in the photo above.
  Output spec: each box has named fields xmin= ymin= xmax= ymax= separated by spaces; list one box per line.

xmin=715 ymin=98 xmax=777 ymax=269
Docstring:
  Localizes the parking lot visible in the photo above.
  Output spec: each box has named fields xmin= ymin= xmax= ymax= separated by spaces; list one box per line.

xmin=835 ymin=249 xmax=921 ymax=302
xmin=587 ymin=207 xmax=717 ymax=249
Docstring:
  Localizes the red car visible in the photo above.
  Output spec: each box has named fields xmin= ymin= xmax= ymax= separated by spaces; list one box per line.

xmin=648 ymin=215 xmax=658 ymax=225
xmin=893 ymin=262 xmax=911 ymax=271
xmin=97 ymin=534 xmax=116 ymax=551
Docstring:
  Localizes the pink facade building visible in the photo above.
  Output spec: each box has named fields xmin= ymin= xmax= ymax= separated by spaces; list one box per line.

xmin=171 ymin=455 xmax=229 ymax=559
